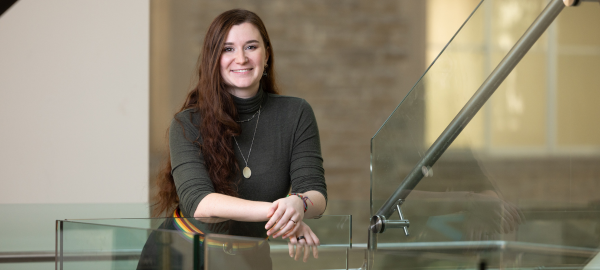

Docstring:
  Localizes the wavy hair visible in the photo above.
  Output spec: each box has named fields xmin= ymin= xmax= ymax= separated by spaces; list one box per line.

xmin=153 ymin=9 xmax=280 ymax=217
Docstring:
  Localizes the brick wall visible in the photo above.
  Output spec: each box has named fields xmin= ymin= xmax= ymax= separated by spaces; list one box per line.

xmin=150 ymin=0 xmax=426 ymax=204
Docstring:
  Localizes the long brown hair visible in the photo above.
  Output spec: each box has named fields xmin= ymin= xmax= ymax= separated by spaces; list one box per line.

xmin=153 ymin=9 xmax=280 ymax=217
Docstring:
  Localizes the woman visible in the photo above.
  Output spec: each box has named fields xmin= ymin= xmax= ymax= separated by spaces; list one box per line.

xmin=153 ymin=8 xmax=327 ymax=264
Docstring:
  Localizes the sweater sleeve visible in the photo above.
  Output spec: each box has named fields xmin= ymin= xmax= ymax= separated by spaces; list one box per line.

xmin=169 ymin=112 xmax=214 ymax=217
xmin=289 ymin=99 xmax=328 ymax=203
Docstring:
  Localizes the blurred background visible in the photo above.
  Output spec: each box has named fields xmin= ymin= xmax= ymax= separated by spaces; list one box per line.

xmin=148 ymin=0 xmax=427 ymax=242
xmin=1 ymin=0 xmax=599 ymax=269
xmin=149 ymin=0 xmax=600 ymax=242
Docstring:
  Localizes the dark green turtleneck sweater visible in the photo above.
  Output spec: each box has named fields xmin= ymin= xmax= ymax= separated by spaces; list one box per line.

xmin=169 ymin=89 xmax=327 ymax=218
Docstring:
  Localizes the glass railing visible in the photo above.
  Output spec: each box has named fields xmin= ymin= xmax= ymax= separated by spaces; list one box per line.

xmin=0 ymin=203 xmax=150 ymax=270
xmin=370 ymin=0 xmax=600 ymax=269
xmin=56 ymin=215 xmax=351 ymax=270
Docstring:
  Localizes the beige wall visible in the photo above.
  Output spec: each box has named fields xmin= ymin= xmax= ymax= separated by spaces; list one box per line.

xmin=0 ymin=0 xmax=149 ymax=204
xmin=425 ymin=0 xmax=600 ymax=153
xmin=557 ymin=4 xmax=600 ymax=147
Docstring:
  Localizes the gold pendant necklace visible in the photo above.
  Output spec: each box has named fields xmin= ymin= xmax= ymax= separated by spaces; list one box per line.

xmin=233 ymin=106 xmax=261 ymax=179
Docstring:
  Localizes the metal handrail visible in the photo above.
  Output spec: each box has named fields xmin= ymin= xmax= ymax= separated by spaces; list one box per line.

xmin=354 ymin=241 xmax=598 ymax=258
xmin=0 ymin=251 xmax=55 ymax=263
xmin=0 ymin=244 xmax=352 ymax=264
xmin=0 ymin=250 xmax=140 ymax=263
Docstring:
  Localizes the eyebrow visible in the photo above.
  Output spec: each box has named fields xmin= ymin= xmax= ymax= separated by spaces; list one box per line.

xmin=224 ymin=40 xmax=260 ymax=46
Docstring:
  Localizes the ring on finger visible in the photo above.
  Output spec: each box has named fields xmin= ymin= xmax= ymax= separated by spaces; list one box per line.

xmin=290 ymin=219 xmax=297 ymax=224
xmin=297 ymin=236 xmax=305 ymax=241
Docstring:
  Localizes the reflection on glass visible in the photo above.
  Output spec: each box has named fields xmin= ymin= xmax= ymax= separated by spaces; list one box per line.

xmin=57 ymin=215 xmax=350 ymax=270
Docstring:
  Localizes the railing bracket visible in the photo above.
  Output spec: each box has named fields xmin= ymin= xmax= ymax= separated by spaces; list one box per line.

xmin=370 ymin=199 xmax=410 ymax=235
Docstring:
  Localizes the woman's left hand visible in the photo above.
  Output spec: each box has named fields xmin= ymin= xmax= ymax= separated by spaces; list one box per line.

xmin=265 ymin=196 xmax=304 ymax=238
xmin=286 ymin=221 xmax=320 ymax=262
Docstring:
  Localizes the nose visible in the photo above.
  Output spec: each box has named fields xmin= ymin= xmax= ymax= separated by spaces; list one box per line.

xmin=235 ymin=50 xmax=248 ymax=64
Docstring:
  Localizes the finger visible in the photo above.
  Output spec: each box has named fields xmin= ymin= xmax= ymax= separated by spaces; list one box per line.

xmin=506 ymin=206 xmax=520 ymax=229
xmin=288 ymin=216 xmax=303 ymax=236
xmin=504 ymin=202 xmax=518 ymax=218
xmin=487 ymin=208 xmax=507 ymax=233
xmin=267 ymin=201 xmax=279 ymax=218
xmin=274 ymin=214 xmax=299 ymax=238
xmin=303 ymin=242 xmax=310 ymax=262
xmin=503 ymin=207 xmax=517 ymax=232
xmin=310 ymin=230 xmax=320 ymax=246
xmin=506 ymin=207 xmax=521 ymax=226
xmin=288 ymin=241 xmax=294 ymax=258
xmin=282 ymin=219 xmax=302 ymax=239
xmin=500 ymin=214 xmax=512 ymax=233
xmin=501 ymin=204 xmax=515 ymax=225
xmin=303 ymin=233 xmax=315 ymax=246
xmin=282 ymin=222 xmax=300 ymax=239
xmin=502 ymin=201 xmax=523 ymax=228
xmin=295 ymin=240 xmax=304 ymax=261
xmin=498 ymin=207 xmax=514 ymax=233
xmin=508 ymin=203 xmax=524 ymax=225
xmin=267 ymin=218 xmax=284 ymax=236
xmin=301 ymin=235 xmax=311 ymax=263
xmin=267 ymin=211 xmax=289 ymax=235
xmin=274 ymin=220 xmax=296 ymax=238
xmin=303 ymin=233 xmax=318 ymax=259
xmin=270 ymin=210 xmax=294 ymax=235
xmin=289 ymin=236 xmax=300 ymax=260
xmin=265 ymin=201 xmax=282 ymax=229
xmin=494 ymin=211 xmax=507 ymax=233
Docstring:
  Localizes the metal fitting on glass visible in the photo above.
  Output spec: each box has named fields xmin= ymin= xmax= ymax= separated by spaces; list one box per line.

xmin=370 ymin=199 xmax=410 ymax=235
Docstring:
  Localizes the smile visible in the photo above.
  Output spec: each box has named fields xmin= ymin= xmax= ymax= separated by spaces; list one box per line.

xmin=231 ymin=68 xmax=252 ymax=73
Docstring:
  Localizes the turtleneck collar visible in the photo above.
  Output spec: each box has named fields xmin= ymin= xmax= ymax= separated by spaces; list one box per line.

xmin=231 ymin=86 xmax=265 ymax=114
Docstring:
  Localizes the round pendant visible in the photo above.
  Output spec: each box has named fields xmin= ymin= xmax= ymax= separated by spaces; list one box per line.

xmin=243 ymin=167 xmax=251 ymax=178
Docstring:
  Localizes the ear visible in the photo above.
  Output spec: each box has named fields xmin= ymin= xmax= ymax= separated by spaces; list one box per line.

xmin=265 ymin=47 xmax=270 ymax=64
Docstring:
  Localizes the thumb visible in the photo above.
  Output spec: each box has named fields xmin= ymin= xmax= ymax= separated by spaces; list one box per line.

xmin=267 ymin=200 xmax=279 ymax=218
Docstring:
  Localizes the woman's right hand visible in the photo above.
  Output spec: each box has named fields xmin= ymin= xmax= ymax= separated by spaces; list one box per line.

xmin=265 ymin=195 xmax=305 ymax=238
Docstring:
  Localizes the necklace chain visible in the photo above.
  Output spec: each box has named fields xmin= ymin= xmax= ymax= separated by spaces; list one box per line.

xmin=235 ymin=109 xmax=260 ymax=123
xmin=233 ymin=106 xmax=261 ymax=171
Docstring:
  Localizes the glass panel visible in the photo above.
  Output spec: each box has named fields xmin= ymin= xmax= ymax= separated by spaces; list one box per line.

xmin=371 ymin=0 xmax=487 ymax=217
xmin=205 ymin=216 xmax=351 ymax=270
xmin=0 ymin=203 xmax=149 ymax=270
xmin=370 ymin=240 xmax=599 ymax=270
xmin=57 ymin=215 xmax=350 ymax=269
xmin=58 ymin=220 xmax=198 ymax=270
xmin=371 ymin=0 xmax=600 ymax=269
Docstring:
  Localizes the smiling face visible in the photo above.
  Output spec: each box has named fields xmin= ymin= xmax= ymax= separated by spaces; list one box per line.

xmin=220 ymin=22 xmax=269 ymax=98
